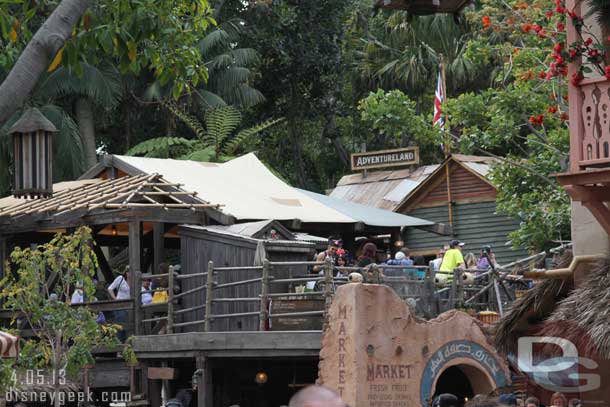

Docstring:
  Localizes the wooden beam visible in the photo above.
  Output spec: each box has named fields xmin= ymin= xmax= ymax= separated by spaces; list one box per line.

xmin=93 ymin=240 xmax=115 ymax=282
xmin=564 ymin=185 xmax=610 ymax=202
xmin=129 ymin=220 xmax=142 ymax=335
xmin=196 ymin=353 xmax=211 ymax=407
xmin=153 ymin=223 xmax=165 ymax=274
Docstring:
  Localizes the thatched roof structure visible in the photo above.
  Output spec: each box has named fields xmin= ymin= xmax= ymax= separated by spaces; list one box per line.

xmin=493 ymin=251 xmax=574 ymax=355
xmin=495 ymin=250 xmax=610 ymax=360
xmin=538 ymin=259 xmax=610 ymax=358
xmin=8 ymin=107 xmax=57 ymax=134
xmin=493 ymin=278 xmax=572 ymax=355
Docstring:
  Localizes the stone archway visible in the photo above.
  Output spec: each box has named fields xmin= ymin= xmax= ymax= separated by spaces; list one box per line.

xmin=432 ymin=363 xmax=496 ymax=404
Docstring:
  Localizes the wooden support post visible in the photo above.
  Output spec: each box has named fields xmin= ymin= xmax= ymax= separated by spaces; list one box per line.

xmin=0 ymin=236 xmax=5 ymax=283
xmin=129 ymin=221 xmax=142 ymax=336
xmin=196 ymin=353 xmax=212 ymax=407
xmin=92 ymin=241 xmax=114 ymax=282
xmin=204 ymin=261 xmax=214 ymax=332
xmin=259 ymin=259 xmax=270 ymax=331
xmin=167 ymin=266 xmax=175 ymax=334
xmin=153 ymin=223 xmax=165 ymax=274
xmin=455 ymin=268 xmax=464 ymax=309
xmin=493 ymin=275 xmax=504 ymax=317
xmin=423 ymin=265 xmax=433 ymax=318
xmin=323 ymin=256 xmax=333 ymax=324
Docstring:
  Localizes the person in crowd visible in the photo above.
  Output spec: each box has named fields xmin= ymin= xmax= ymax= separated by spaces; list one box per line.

xmin=107 ymin=266 xmax=130 ymax=342
xmin=550 ymin=393 xmax=567 ymax=407
xmin=431 ymin=245 xmax=448 ymax=271
xmin=413 ymin=255 xmax=426 ymax=266
xmin=385 ymin=251 xmax=413 ymax=266
xmin=466 ymin=396 xmax=500 ymax=407
xmin=334 ymin=256 xmax=349 ymax=278
xmin=498 ymin=394 xmax=518 ymax=406
xmin=438 ymin=240 xmax=465 ymax=282
xmin=288 ymin=385 xmax=346 ymax=407
xmin=464 ymin=252 xmax=477 ymax=269
xmin=567 ymin=399 xmax=580 ymax=407
xmin=357 ymin=242 xmax=377 ymax=268
xmin=433 ymin=394 xmax=459 ymax=407
xmin=153 ymin=276 xmax=169 ymax=303
xmin=71 ymin=281 xmax=84 ymax=304
xmin=141 ymin=276 xmax=153 ymax=305
xmin=477 ymin=245 xmax=498 ymax=270
xmin=94 ymin=279 xmax=109 ymax=301
xmin=313 ymin=240 xmax=340 ymax=272
xmin=524 ymin=397 xmax=539 ymax=407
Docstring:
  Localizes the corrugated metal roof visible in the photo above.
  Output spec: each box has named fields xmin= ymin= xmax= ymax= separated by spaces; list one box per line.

xmin=330 ymin=165 xmax=438 ymax=211
xmin=329 ymin=154 xmax=497 ymax=211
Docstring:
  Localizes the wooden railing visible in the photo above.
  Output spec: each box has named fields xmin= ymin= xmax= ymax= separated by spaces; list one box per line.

xmin=0 ymin=260 xmax=523 ymax=337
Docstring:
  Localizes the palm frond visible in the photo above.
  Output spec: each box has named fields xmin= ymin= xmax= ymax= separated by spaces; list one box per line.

xmin=223 ymin=84 xmax=265 ymax=108
xmin=225 ymin=117 xmax=284 ymax=155
xmin=230 ymin=48 xmax=260 ymax=67
xmin=198 ymin=28 xmax=232 ymax=56
xmin=193 ymin=89 xmax=228 ymax=110
xmin=37 ymin=64 xmax=123 ymax=109
xmin=585 ymin=0 xmax=610 ymax=27
xmin=39 ymin=104 xmax=85 ymax=180
xmin=127 ymin=137 xmax=197 ymax=158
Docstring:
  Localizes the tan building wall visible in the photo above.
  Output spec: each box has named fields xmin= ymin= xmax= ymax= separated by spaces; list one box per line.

xmin=318 ymin=284 xmax=510 ymax=407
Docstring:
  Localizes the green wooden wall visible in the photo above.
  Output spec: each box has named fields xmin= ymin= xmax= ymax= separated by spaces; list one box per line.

xmin=404 ymin=201 xmax=529 ymax=265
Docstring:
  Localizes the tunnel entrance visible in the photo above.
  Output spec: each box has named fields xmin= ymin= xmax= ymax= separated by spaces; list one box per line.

xmin=433 ymin=364 xmax=495 ymax=406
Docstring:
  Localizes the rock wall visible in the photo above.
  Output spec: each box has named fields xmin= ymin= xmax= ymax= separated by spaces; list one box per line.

xmin=318 ymin=283 xmax=510 ymax=407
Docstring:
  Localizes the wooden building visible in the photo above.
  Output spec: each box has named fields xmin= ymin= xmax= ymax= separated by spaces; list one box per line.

xmin=178 ymin=222 xmax=317 ymax=332
xmin=331 ymin=154 xmax=529 ymax=264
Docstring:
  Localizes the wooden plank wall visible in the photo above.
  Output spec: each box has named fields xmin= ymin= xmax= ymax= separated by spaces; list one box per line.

xmin=404 ymin=202 xmax=529 ymax=264
xmin=179 ymin=228 xmax=315 ymax=332
xmin=405 ymin=164 xmax=496 ymax=210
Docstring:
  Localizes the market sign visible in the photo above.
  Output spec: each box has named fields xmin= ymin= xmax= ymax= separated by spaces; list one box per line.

xmin=351 ymin=147 xmax=420 ymax=171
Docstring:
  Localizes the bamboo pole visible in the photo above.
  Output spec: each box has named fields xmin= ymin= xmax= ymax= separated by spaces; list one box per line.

xmin=204 ymin=261 xmax=214 ymax=332
xmin=259 ymin=259 xmax=270 ymax=331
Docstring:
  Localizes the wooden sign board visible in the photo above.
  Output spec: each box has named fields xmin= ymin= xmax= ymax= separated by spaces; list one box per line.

xmin=147 ymin=367 xmax=175 ymax=380
xmin=351 ymin=147 xmax=419 ymax=171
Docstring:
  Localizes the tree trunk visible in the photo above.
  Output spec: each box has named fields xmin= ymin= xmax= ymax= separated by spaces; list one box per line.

xmin=0 ymin=0 xmax=90 ymax=125
xmin=75 ymin=97 xmax=97 ymax=169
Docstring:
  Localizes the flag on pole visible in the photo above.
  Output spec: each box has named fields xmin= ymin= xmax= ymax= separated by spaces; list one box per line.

xmin=433 ymin=70 xmax=444 ymax=130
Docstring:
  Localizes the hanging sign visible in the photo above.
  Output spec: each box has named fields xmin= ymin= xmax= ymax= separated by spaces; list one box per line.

xmin=351 ymin=147 xmax=419 ymax=171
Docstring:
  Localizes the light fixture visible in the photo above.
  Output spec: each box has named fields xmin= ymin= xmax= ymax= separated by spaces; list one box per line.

xmin=254 ymin=371 xmax=268 ymax=385
xmin=111 ymin=225 xmax=118 ymax=236
xmin=394 ymin=240 xmax=405 ymax=248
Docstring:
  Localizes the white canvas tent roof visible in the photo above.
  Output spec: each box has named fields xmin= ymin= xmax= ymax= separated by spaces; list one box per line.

xmin=109 ymin=154 xmax=432 ymax=228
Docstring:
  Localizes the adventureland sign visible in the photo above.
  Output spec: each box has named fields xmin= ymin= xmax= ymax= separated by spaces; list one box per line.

xmin=351 ymin=147 xmax=420 ymax=171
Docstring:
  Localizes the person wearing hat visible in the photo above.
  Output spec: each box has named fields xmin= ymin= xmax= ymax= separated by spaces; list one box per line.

xmin=438 ymin=240 xmax=465 ymax=282
xmin=141 ymin=275 xmax=153 ymax=305
xmin=71 ymin=281 xmax=84 ymax=304
xmin=385 ymin=250 xmax=414 ymax=266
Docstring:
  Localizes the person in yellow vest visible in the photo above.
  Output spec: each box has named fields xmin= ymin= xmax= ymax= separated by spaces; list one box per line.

xmin=438 ymin=240 xmax=465 ymax=283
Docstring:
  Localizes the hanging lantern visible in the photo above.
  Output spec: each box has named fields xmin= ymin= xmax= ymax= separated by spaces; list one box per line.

xmin=373 ymin=0 xmax=470 ymax=15
xmin=8 ymin=108 xmax=56 ymax=199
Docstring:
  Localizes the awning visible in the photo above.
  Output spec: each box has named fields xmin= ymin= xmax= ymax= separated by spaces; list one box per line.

xmin=296 ymin=188 xmax=433 ymax=228
xmin=110 ymin=153 xmax=433 ymax=228
xmin=0 ymin=331 xmax=19 ymax=358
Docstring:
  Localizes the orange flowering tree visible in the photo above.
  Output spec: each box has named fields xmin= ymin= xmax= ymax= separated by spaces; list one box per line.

xmin=444 ymin=0 xmax=573 ymax=250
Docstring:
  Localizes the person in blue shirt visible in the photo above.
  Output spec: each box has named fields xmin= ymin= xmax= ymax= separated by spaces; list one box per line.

xmin=385 ymin=251 xmax=414 ymax=266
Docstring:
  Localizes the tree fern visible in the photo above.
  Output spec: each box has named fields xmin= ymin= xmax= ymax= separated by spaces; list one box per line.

xmin=225 ymin=118 xmax=285 ymax=155
xmin=126 ymin=137 xmax=196 ymax=158
xmin=203 ymin=106 xmax=242 ymax=150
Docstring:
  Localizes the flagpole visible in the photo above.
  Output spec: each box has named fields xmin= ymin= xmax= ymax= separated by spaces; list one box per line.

xmin=439 ymin=55 xmax=454 ymax=228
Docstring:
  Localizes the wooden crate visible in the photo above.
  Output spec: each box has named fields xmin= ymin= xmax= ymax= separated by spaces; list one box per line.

xmin=270 ymin=297 xmax=325 ymax=331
